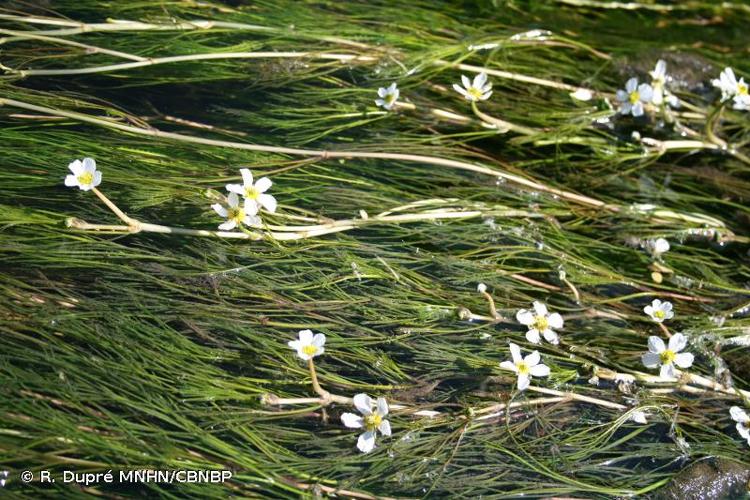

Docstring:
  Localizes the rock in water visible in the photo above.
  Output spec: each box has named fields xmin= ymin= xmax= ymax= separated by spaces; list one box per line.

xmin=656 ymin=458 xmax=750 ymax=500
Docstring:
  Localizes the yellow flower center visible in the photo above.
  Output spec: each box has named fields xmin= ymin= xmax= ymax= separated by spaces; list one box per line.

xmin=244 ymin=186 xmax=260 ymax=200
xmin=364 ymin=413 xmax=382 ymax=431
xmin=77 ymin=172 xmax=94 ymax=185
xmin=516 ymin=361 xmax=530 ymax=376
xmin=629 ymin=90 xmax=640 ymax=104
xmin=385 ymin=93 xmax=396 ymax=104
xmin=654 ymin=309 xmax=665 ymax=320
xmin=227 ymin=207 xmax=245 ymax=223
xmin=738 ymin=83 xmax=748 ymax=96
xmin=468 ymin=87 xmax=484 ymax=100
xmin=533 ymin=315 xmax=549 ymax=332
xmin=302 ymin=345 xmax=318 ymax=357
xmin=660 ymin=349 xmax=676 ymax=364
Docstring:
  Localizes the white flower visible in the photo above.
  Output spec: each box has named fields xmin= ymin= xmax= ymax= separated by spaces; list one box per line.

xmin=453 ymin=72 xmax=493 ymax=102
xmin=630 ymin=410 xmax=648 ymax=424
xmin=211 ymin=192 xmax=260 ymax=231
xmin=287 ymin=329 xmax=325 ymax=361
xmin=375 ymin=82 xmax=400 ymax=110
xmin=516 ymin=301 xmax=564 ymax=345
xmin=647 ymin=237 xmax=670 ymax=257
xmin=226 ymin=168 xmax=277 ymax=213
xmin=477 ymin=283 xmax=487 ymax=293
xmin=0 ymin=470 xmax=7 ymax=487
xmin=500 ymin=342 xmax=550 ymax=391
xmin=643 ymin=299 xmax=674 ymax=323
xmin=64 ymin=158 xmax=102 ymax=191
xmin=712 ymin=67 xmax=750 ymax=110
xmin=616 ymin=77 xmax=653 ymax=117
xmin=730 ymin=406 xmax=750 ymax=444
xmin=649 ymin=60 xmax=668 ymax=106
xmin=341 ymin=394 xmax=392 ymax=453
xmin=641 ymin=333 xmax=694 ymax=378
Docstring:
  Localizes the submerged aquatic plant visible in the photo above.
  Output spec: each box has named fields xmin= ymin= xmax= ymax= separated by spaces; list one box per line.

xmin=3 ymin=1 xmax=750 ymax=498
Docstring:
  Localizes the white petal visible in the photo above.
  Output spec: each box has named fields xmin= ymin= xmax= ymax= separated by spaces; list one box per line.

xmin=375 ymin=98 xmax=385 ymax=107
xmin=542 ymin=329 xmax=559 ymax=345
xmin=243 ymin=214 xmax=261 ymax=227
xmin=730 ymin=406 xmax=749 ymax=423
xmin=353 ymin=394 xmax=372 ymax=416
xmin=298 ymin=329 xmax=313 ymax=344
xmin=674 ymin=352 xmax=694 ymax=368
xmin=312 ymin=333 xmax=326 ymax=348
xmin=258 ymin=193 xmax=277 ymax=213
xmin=357 ymin=431 xmax=377 ymax=453
xmin=240 ymin=168 xmax=253 ymax=186
xmin=480 ymin=90 xmax=493 ymax=100
xmin=547 ymin=313 xmax=563 ymax=329
xmin=524 ymin=350 xmax=540 ymax=367
xmin=461 ymin=75 xmax=471 ymax=88
xmin=376 ymin=397 xmax=389 ymax=416
xmin=226 ymin=183 xmax=244 ymax=195
xmin=377 ymin=87 xmax=387 ymax=98
xmin=738 ymin=423 xmax=750 ymax=441
xmin=631 ymin=410 xmax=648 ymax=424
xmin=92 ymin=170 xmax=102 ymax=187
xmin=388 ymin=82 xmax=397 ymax=92
xmin=632 ymin=101 xmax=644 ymax=117
xmin=379 ymin=419 xmax=391 ymax=436
xmin=620 ymin=102 xmax=632 ymax=114
xmin=68 ymin=159 xmax=84 ymax=175
xmin=648 ymin=336 xmax=665 ymax=353
xmin=341 ymin=412 xmax=364 ymax=428
xmin=227 ymin=192 xmax=240 ymax=207
xmin=82 ymin=157 xmax=96 ymax=173
xmin=638 ymin=84 xmax=653 ymax=102
xmin=626 ymin=77 xmax=638 ymax=93
xmin=525 ymin=329 xmax=541 ymax=344
xmin=532 ymin=301 xmax=548 ymax=316
xmin=517 ymin=374 xmax=530 ymax=391
xmin=616 ymin=89 xmax=628 ymax=103
xmin=218 ymin=220 xmax=237 ymax=231
xmin=668 ymin=333 xmax=687 ymax=352
xmin=243 ymin=200 xmax=259 ymax=216
xmin=529 ymin=363 xmax=550 ymax=377
xmin=641 ymin=352 xmax=661 ymax=369
xmin=287 ymin=340 xmax=299 ymax=350
xmin=509 ymin=342 xmax=522 ymax=364
xmin=254 ymin=177 xmax=272 ymax=193
xmin=516 ymin=309 xmax=534 ymax=325
xmin=64 ymin=175 xmax=78 ymax=187
xmin=473 ymin=72 xmax=488 ymax=88
xmin=660 ymin=363 xmax=676 ymax=379
xmin=453 ymin=84 xmax=469 ymax=98
xmin=570 ymin=88 xmax=593 ymax=101
xmin=212 ymin=203 xmax=228 ymax=217
xmin=500 ymin=360 xmax=517 ymax=373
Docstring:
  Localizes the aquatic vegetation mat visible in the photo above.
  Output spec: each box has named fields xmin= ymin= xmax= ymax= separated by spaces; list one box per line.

xmin=1 ymin=0 xmax=750 ymax=497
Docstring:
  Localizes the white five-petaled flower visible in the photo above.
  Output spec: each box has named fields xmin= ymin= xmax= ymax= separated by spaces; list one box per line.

xmin=375 ymin=82 xmax=400 ymax=110
xmin=712 ymin=67 xmax=750 ymax=111
xmin=616 ymin=77 xmax=653 ymax=117
xmin=647 ymin=237 xmax=670 ymax=258
xmin=641 ymin=333 xmax=694 ymax=379
xmin=730 ymin=406 xmax=750 ymax=445
xmin=287 ymin=329 xmax=325 ymax=361
xmin=453 ymin=72 xmax=493 ymax=102
xmin=500 ymin=342 xmax=550 ymax=391
xmin=516 ymin=301 xmax=564 ymax=345
xmin=211 ymin=192 xmax=260 ymax=231
xmin=341 ymin=393 xmax=392 ymax=453
xmin=643 ymin=299 xmax=674 ymax=323
xmin=226 ymin=168 xmax=277 ymax=213
xmin=64 ymin=158 xmax=102 ymax=191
